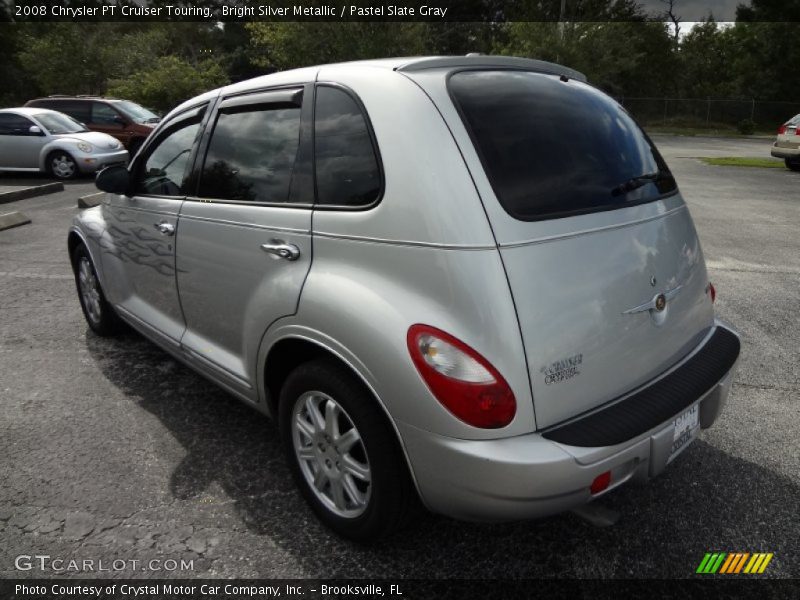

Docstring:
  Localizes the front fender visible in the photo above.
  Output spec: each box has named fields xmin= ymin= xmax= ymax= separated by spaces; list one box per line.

xmin=40 ymin=139 xmax=80 ymax=171
xmin=69 ymin=204 xmax=108 ymax=283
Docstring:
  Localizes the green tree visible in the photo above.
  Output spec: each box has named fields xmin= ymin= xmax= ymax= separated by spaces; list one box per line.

xmin=726 ymin=22 xmax=800 ymax=101
xmin=107 ymin=55 xmax=228 ymax=112
xmin=497 ymin=21 xmax=675 ymax=97
xmin=246 ymin=22 xmax=430 ymax=71
xmin=17 ymin=23 xmax=123 ymax=95
xmin=677 ymin=20 xmax=737 ymax=98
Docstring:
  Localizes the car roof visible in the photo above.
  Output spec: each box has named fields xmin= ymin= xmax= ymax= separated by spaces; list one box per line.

xmin=0 ymin=107 xmax=65 ymax=117
xmin=29 ymin=96 xmax=120 ymax=102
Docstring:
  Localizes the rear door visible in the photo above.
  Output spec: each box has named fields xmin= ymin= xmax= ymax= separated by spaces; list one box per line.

xmin=175 ymin=86 xmax=313 ymax=392
xmin=442 ymin=70 xmax=716 ymax=428
xmin=90 ymin=101 xmax=130 ymax=146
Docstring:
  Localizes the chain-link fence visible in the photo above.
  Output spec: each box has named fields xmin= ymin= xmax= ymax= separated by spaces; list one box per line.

xmin=617 ymin=97 xmax=800 ymax=132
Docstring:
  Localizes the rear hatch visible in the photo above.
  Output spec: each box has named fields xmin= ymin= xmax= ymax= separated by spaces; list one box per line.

xmin=448 ymin=70 xmax=716 ymax=429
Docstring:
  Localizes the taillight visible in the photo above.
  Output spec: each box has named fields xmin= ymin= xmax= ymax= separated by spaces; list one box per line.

xmin=795 ymin=128 xmax=800 ymax=136
xmin=778 ymin=125 xmax=786 ymax=135
xmin=407 ymin=324 xmax=516 ymax=429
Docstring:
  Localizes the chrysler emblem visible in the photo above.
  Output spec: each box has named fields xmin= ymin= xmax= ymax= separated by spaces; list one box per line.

xmin=623 ymin=285 xmax=683 ymax=315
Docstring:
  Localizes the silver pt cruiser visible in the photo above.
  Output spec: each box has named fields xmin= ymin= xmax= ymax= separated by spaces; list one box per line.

xmin=69 ymin=56 xmax=741 ymax=541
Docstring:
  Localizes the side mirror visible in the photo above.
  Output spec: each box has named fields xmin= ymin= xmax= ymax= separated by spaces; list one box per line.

xmin=95 ymin=164 xmax=130 ymax=195
xmin=113 ymin=116 xmax=127 ymax=126
xmin=29 ymin=125 xmax=44 ymax=136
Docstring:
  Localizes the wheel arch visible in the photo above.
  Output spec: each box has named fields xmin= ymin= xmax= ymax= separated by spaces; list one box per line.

xmin=40 ymin=141 xmax=75 ymax=172
xmin=259 ymin=330 xmax=426 ymax=504
xmin=67 ymin=229 xmax=84 ymax=268
xmin=67 ymin=225 xmax=106 ymax=290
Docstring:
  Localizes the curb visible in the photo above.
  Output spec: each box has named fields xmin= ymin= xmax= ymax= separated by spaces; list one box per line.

xmin=78 ymin=192 xmax=104 ymax=209
xmin=0 ymin=211 xmax=32 ymax=231
xmin=0 ymin=182 xmax=64 ymax=204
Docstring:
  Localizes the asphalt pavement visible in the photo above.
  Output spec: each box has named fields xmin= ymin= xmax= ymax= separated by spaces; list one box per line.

xmin=0 ymin=136 xmax=797 ymax=579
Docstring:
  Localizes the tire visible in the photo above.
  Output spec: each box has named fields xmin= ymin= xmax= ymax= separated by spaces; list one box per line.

xmin=279 ymin=359 xmax=419 ymax=541
xmin=785 ymin=158 xmax=800 ymax=172
xmin=71 ymin=244 xmax=123 ymax=336
xmin=47 ymin=150 xmax=78 ymax=180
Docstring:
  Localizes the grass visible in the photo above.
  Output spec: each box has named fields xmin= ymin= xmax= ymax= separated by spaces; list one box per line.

xmin=648 ymin=127 xmax=774 ymax=138
xmin=699 ymin=157 xmax=786 ymax=168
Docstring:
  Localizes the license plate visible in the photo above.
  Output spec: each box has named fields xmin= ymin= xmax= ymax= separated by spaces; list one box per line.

xmin=668 ymin=404 xmax=698 ymax=462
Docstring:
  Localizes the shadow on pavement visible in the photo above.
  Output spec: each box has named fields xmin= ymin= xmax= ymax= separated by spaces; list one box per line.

xmin=85 ymin=330 xmax=797 ymax=578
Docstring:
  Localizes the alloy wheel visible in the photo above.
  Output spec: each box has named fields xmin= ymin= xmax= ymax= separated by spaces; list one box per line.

xmin=51 ymin=153 xmax=76 ymax=179
xmin=291 ymin=391 xmax=372 ymax=518
xmin=77 ymin=257 xmax=102 ymax=325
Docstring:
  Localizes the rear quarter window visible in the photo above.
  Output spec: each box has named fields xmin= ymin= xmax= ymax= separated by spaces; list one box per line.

xmin=449 ymin=70 xmax=677 ymax=221
xmin=314 ymin=85 xmax=382 ymax=207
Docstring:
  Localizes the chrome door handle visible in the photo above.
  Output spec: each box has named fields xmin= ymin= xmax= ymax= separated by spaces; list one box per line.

xmin=154 ymin=221 xmax=175 ymax=236
xmin=261 ymin=241 xmax=300 ymax=261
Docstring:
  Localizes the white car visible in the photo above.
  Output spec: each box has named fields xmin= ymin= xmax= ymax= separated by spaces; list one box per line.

xmin=0 ymin=108 xmax=128 ymax=179
xmin=771 ymin=114 xmax=800 ymax=171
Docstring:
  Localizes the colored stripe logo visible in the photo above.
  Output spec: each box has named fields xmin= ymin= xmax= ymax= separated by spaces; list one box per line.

xmin=696 ymin=552 xmax=773 ymax=574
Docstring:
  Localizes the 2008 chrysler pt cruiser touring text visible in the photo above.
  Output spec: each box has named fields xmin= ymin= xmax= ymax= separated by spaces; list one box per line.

xmin=69 ymin=55 xmax=741 ymax=541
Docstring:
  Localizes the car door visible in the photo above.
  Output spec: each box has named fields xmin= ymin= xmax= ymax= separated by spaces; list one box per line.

xmin=90 ymin=101 xmax=130 ymax=146
xmin=101 ymin=103 xmax=209 ymax=345
xmin=0 ymin=113 xmax=46 ymax=169
xmin=175 ymin=86 xmax=313 ymax=395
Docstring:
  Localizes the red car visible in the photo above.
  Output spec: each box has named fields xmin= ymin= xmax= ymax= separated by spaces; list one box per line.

xmin=25 ymin=96 xmax=159 ymax=157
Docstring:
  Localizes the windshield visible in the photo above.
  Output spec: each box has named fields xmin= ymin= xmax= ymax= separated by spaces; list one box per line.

xmin=34 ymin=112 xmax=88 ymax=135
xmin=115 ymin=101 xmax=160 ymax=124
xmin=449 ymin=70 xmax=677 ymax=221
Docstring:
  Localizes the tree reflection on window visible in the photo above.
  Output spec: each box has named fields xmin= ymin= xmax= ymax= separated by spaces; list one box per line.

xmin=198 ymin=106 xmax=301 ymax=203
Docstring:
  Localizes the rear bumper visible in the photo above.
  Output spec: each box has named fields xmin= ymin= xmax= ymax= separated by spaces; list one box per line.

xmin=770 ymin=142 xmax=800 ymax=159
xmin=400 ymin=321 xmax=740 ymax=522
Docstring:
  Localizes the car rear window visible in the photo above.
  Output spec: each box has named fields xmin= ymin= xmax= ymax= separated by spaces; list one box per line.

xmin=449 ymin=70 xmax=677 ymax=221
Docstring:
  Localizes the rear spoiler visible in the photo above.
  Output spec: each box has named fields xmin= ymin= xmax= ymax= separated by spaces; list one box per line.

xmin=395 ymin=56 xmax=587 ymax=83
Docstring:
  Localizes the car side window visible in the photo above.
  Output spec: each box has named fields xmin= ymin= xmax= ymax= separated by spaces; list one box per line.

xmin=92 ymin=102 xmax=122 ymax=125
xmin=0 ymin=114 xmax=36 ymax=135
xmin=197 ymin=103 xmax=302 ymax=203
xmin=134 ymin=115 xmax=202 ymax=197
xmin=58 ymin=101 xmax=91 ymax=123
xmin=314 ymin=86 xmax=381 ymax=207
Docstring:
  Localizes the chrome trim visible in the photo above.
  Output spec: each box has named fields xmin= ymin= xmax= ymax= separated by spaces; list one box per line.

xmin=153 ymin=221 xmax=175 ymax=236
xmin=623 ymin=285 xmax=683 ymax=315
xmin=261 ymin=241 xmax=300 ymax=261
